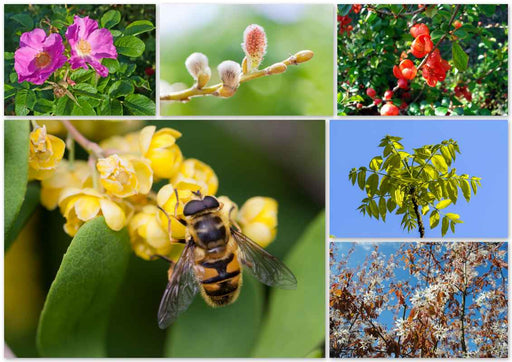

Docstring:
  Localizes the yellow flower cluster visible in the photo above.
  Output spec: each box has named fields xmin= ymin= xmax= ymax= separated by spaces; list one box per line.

xmin=29 ymin=124 xmax=279 ymax=261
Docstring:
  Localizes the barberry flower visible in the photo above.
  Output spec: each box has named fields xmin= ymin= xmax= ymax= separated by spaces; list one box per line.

xmin=66 ymin=16 xmax=117 ymax=77
xmin=58 ymin=188 xmax=127 ymax=236
xmin=156 ymin=184 xmax=199 ymax=240
xmin=410 ymin=23 xmax=430 ymax=38
xmin=381 ymin=102 xmax=400 ymax=116
xmin=241 ymin=24 xmax=267 ymax=73
xmin=393 ymin=59 xmax=417 ymax=80
xmin=100 ymin=131 xmax=141 ymax=154
xmin=237 ymin=197 xmax=278 ymax=248
xmin=411 ymin=34 xmax=433 ymax=58
xmin=96 ymin=154 xmax=153 ymax=198
xmin=217 ymin=61 xmax=241 ymax=97
xmin=129 ymin=205 xmax=171 ymax=260
xmin=185 ymin=52 xmax=211 ymax=88
xmin=40 ymin=160 xmax=91 ymax=210
xmin=217 ymin=195 xmax=239 ymax=223
xmin=171 ymin=158 xmax=219 ymax=196
xmin=28 ymin=126 xmax=66 ymax=180
xmin=14 ymin=29 xmax=67 ymax=85
xmin=139 ymin=126 xmax=183 ymax=179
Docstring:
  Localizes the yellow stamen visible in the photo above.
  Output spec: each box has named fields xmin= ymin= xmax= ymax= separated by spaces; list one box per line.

xmin=77 ymin=39 xmax=92 ymax=56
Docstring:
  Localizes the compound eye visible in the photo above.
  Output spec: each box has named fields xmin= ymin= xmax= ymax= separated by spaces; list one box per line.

xmin=183 ymin=200 xmax=206 ymax=216
xmin=203 ymin=196 xmax=220 ymax=209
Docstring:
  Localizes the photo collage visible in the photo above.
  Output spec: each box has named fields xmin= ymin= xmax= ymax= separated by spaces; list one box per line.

xmin=2 ymin=3 xmax=509 ymax=359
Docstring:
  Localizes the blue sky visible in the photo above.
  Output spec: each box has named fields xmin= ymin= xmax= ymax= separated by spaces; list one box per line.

xmin=330 ymin=120 xmax=508 ymax=238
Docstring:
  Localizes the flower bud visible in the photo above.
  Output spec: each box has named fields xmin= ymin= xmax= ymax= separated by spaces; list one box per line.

xmin=217 ymin=195 xmax=239 ymax=223
xmin=267 ymin=62 xmax=287 ymax=75
xmin=139 ymin=126 xmax=183 ymax=179
xmin=237 ymin=197 xmax=278 ymax=248
xmin=156 ymin=184 xmax=199 ymax=240
xmin=292 ymin=50 xmax=314 ymax=64
xmin=217 ymin=60 xmax=241 ymax=97
xmin=241 ymin=24 xmax=267 ymax=73
xmin=28 ymin=125 xmax=66 ymax=180
xmin=129 ymin=205 xmax=171 ymax=260
xmin=185 ymin=52 xmax=211 ymax=88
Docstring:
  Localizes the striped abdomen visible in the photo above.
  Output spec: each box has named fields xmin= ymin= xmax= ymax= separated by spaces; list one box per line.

xmin=198 ymin=251 xmax=242 ymax=306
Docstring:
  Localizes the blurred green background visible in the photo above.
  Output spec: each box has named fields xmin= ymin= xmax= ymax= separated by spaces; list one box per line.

xmin=160 ymin=4 xmax=334 ymax=116
xmin=5 ymin=119 xmax=325 ymax=357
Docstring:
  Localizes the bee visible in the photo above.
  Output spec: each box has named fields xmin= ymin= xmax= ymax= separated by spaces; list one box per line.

xmin=157 ymin=191 xmax=297 ymax=329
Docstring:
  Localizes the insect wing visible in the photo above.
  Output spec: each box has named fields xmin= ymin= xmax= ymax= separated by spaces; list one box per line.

xmin=231 ymin=228 xmax=297 ymax=289
xmin=157 ymin=242 xmax=198 ymax=329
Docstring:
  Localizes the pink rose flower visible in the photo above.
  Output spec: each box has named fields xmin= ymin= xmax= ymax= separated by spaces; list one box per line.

xmin=14 ymin=29 xmax=67 ymax=85
xmin=65 ymin=16 xmax=117 ymax=77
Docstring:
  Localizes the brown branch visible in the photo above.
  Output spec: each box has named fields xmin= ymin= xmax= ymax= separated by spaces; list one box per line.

xmin=62 ymin=121 xmax=104 ymax=158
xmin=411 ymin=192 xmax=425 ymax=238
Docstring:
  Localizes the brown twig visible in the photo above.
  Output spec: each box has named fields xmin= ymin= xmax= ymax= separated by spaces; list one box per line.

xmin=62 ymin=120 xmax=104 ymax=158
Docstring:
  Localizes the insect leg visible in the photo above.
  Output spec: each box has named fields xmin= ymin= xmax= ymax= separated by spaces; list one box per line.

xmin=157 ymin=205 xmax=187 ymax=242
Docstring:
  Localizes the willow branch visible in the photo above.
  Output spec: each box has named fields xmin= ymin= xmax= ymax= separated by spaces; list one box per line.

xmin=160 ymin=50 xmax=314 ymax=102
xmin=62 ymin=120 xmax=104 ymax=158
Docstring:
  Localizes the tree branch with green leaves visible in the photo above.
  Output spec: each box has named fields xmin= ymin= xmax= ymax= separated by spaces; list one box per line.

xmin=348 ymin=135 xmax=482 ymax=237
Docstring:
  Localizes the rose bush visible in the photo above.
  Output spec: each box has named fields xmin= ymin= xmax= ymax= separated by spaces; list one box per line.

xmin=4 ymin=4 xmax=156 ymax=116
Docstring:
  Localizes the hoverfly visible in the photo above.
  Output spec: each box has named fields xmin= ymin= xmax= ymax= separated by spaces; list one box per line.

xmin=157 ymin=191 xmax=297 ymax=329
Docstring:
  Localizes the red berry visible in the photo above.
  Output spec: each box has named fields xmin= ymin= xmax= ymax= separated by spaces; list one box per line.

xmin=145 ymin=67 xmax=155 ymax=76
xmin=453 ymin=20 xmax=462 ymax=29
xmin=366 ymin=88 xmax=377 ymax=98
xmin=374 ymin=98 xmax=382 ymax=105
xmin=384 ymin=90 xmax=393 ymax=100
xmin=380 ymin=102 xmax=400 ymax=116
xmin=357 ymin=103 xmax=363 ymax=109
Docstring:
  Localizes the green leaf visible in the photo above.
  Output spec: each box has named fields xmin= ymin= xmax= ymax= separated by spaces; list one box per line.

xmin=479 ymin=5 xmax=496 ymax=17
xmin=5 ymin=183 xmax=40 ymax=250
xmin=100 ymin=10 xmax=121 ymax=29
xmin=124 ymin=20 xmax=155 ymax=36
xmin=338 ymin=4 xmax=352 ymax=16
xmin=387 ymin=198 xmax=396 ymax=213
xmin=452 ymin=42 xmax=469 ymax=72
xmin=429 ymin=210 xmax=440 ymax=229
xmin=5 ymin=84 xmax=16 ymax=99
xmin=378 ymin=197 xmax=387 ymax=220
xmin=453 ymin=29 xmax=468 ymax=39
xmin=252 ymin=213 xmax=324 ymax=357
xmin=115 ymin=36 xmax=145 ymax=57
xmin=445 ymin=213 xmax=462 ymax=223
xmin=123 ymin=94 xmax=155 ymax=115
xmin=102 ymin=58 xmax=120 ymax=74
xmin=108 ymin=80 xmax=134 ymax=98
xmin=71 ymin=97 xmax=97 ymax=116
xmin=431 ymin=154 xmax=448 ymax=173
xmin=435 ymin=106 xmax=449 ymax=116
xmin=369 ymin=199 xmax=379 ymax=220
xmin=393 ymin=189 xmax=403 ymax=207
xmin=369 ymin=156 xmax=383 ymax=171
xmin=441 ymin=216 xmax=449 ymax=236
xmin=357 ymin=169 xmax=366 ymax=191
xmin=4 ymin=120 xmax=30 ymax=248
xmin=73 ymin=83 xmax=101 ymax=99
xmin=55 ymin=96 xmax=74 ymax=115
xmin=366 ymin=173 xmax=379 ymax=196
xmin=460 ymin=179 xmax=471 ymax=202
xmin=98 ymin=98 xmax=123 ymax=115
xmin=70 ymin=69 xmax=95 ymax=83
xmin=11 ymin=13 xmax=33 ymax=29
xmin=435 ymin=199 xmax=451 ymax=210
xmin=15 ymin=88 xmax=36 ymax=115
xmin=37 ymin=217 xmax=130 ymax=357
xmin=165 ymin=274 xmax=263 ymax=357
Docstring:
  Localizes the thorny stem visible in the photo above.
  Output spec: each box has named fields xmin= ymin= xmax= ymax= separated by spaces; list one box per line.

xmin=160 ymin=52 xmax=313 ymax=102
xmin=62 ymin=120 xmax=104 ymax=158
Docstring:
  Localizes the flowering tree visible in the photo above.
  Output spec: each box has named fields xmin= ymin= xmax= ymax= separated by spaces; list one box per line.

xmin=337 ymin=4 xmax=508 ymax=116
xmin=348 ymin=135 xmax=481 ymax=237
xmin=4 ymin=5 xmax=156 ymax=115
xmin=330 ymin=242 xmax=508 ymax=358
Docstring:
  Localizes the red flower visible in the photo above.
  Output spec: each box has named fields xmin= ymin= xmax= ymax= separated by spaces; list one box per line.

xmin=338 ymin=15 xmax=353 ymax=35
xmin=421 ymin=49 xmax=451 ymax=87
xmin=352 ymin=4 xmax=362 ymax=14
xmin=393 ymin=59 xmax=417 ymax=80
xmin=410 ymin=23 xmax=430 ymax=38
xmin=411 ymin=34 xmax=433 ymax=58
xmin=381 ymin=102 xmax=399 ymax=116
xmin=384 ymin=90 xmax=393 ymax=101
xmin=366 ymin=88 xmax=376 ymax=98
xmin=453 ymin=20 xmax=462 ymax=29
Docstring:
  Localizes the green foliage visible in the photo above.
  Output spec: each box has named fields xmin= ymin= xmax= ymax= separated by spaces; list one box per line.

xmin=165 ymin=274 xmax=263 ymax=357
xmin=37 ymin=217 xmax=130 ymax=357
xmin=348 ymin=136 xmax=481 ymax=237
xmin=337 ymin=4 xmax=508 ymax=116
xmin=5 ymin=183 xmax=40 ymax=250
xmin=4 ymin=5 xmax=156 ymax=115
xmin=252 ymin=212 xmax=325 ymax=357
xmin=4 ymin=120 xmax=30 ymax=249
